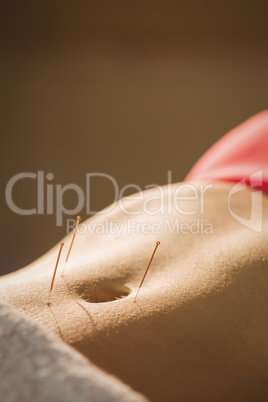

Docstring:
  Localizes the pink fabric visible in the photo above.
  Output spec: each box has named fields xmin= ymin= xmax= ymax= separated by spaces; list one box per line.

xmin=185 ymin=110 xmax=268 ymax=193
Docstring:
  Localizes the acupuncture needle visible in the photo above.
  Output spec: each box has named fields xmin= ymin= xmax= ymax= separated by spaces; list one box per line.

xmin=134 ymin=241 xmax=160 ymax=302
xmin=47 ymin=242 xmax=64 ymax=305
xmin=62 ymin=216 xmax=81 ymax=276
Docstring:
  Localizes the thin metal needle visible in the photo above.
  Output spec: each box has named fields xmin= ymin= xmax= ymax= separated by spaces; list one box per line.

xmin=65 ymin=216 xmax=81 ymax=264
xmin=61 ymin=216 xmax=81 ymax=277
xmin=134 ymin=241 xmax=160 ymax=303
xmin=47 ymin=242 xmax=64 ymax=305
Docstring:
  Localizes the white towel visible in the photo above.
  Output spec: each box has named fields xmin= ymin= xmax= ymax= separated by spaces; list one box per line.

xmin=0 ymin=301 xmax=148 ymax=402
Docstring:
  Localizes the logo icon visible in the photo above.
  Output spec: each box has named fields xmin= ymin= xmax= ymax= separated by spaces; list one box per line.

xmin=228 ymin=170 xmax=263 ymax=232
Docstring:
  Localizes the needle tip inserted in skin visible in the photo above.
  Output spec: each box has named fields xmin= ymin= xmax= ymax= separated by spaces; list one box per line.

xmin=133 ymin=241 xmax=160 ymax=303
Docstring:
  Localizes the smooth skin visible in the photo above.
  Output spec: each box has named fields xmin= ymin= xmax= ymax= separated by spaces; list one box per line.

xmin=0 ymin=182 xmax=268 ymax=401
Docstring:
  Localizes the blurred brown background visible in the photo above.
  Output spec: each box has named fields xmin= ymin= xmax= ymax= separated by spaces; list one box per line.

xmin=1 ymin=1 xmax=268 ymax=275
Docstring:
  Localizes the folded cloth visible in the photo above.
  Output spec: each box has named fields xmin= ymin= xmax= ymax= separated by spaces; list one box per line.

xmin=0 ymin=302 xmax=148 ymax=402
xmin=185 ymin=110 xmax=268 ymax=193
